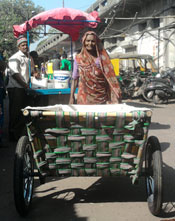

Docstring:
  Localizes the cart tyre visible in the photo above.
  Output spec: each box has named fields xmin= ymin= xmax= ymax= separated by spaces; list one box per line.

xmin=145 ymin=136 xmax=162 ymax=216
xmin=13 ymin=136 xmax=34 ymax=217
xmin=39 ymin=176 xmax=46 ymax=185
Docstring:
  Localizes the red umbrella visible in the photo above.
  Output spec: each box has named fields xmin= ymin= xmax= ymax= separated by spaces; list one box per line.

xmin=13 ymin=8 xmax=100 ymax=41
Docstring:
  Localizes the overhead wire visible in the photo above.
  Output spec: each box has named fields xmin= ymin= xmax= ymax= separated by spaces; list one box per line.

xmin=99 ymin=0 xmax=124 ymax=38
xmin=100 ymin=0 xmax=175 ymax=40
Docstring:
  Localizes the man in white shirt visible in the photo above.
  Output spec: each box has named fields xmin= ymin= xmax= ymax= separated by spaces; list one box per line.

xmin=7 ymin=36 xmax=31 ymax=141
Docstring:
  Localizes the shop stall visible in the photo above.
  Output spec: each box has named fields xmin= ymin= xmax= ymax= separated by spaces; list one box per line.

xmin=13 ymin=8 xmax=100 ymax=104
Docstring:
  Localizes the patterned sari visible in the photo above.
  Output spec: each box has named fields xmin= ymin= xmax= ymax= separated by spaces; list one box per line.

xmin=76 ymin=31 xmax=121 ymax=104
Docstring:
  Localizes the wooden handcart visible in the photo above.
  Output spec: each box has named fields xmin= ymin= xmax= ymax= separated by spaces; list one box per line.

xmin=13 ymin=104 xmax=163 ymax=217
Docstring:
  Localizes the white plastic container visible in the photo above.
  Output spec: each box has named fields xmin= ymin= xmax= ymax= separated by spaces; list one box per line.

xmin=53 ymin=70 xmax=71 ymax=89
xmin=31 ymin=77 xmax=48 ymax=89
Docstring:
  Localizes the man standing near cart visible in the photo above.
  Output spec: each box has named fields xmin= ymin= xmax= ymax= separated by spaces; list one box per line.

xmin=7 ymin=35 xmax=33 ymax=141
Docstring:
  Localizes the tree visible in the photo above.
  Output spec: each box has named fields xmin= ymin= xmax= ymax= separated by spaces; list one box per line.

xmin=0 ymin=0 xmax=44 ymax=59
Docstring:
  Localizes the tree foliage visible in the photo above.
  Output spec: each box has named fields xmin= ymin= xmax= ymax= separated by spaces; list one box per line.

xmin=0 ymin=0 xmax=44 ymax=59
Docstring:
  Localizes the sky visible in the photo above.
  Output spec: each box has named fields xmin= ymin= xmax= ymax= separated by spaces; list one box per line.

xmin=30 ymin=0 xmax=97 ymax=50
xmin=32 ymin=0 xmax=96 ymax=11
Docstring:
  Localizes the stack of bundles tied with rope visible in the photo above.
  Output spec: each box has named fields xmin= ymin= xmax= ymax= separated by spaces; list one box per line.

xmin=23 ymin=103 xmax=152 ymax=184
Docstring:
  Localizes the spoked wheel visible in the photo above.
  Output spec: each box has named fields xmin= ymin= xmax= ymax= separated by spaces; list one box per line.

xmin=145 ymin=136 xmax=163 ymax=216
xmin=142 ymin=89 xmax=166 ymax=104
xmin=142 ymin=88 xmax=155 ymax=102
xmin=153 ymin=94 xmax=166 ymax=104
xmin=13 ymin=136 xmax=34 ymax=217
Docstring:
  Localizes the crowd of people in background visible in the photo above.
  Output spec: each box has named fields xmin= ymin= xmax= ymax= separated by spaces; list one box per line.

xmin=30 ymin=52 xmax=72 ymax=80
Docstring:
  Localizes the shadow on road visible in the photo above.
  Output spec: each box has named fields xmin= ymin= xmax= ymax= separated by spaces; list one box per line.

xmin=28 ymin=176 xmax=146 ymax=220
xmin=35 ymin=176 xmax=146 ymax=203
xmin=28 ymin=165 xmax=175 ymax=220
xmin=1 ymin=143 xmax=175 ymax=220
xmin=150 ymin=122 xmax=170 ymax=130
xmin=125 ymin=100 xmax=164 ymax=109
xmin=160 ymin=161 xmax=175 ymax=219
xmin=27 ymin=160 xmax=175 ymax=220
xmin=161 ymin=142 xmax=170 ymax=152
xmin=125 ymin=98 xmax=175 ymax=107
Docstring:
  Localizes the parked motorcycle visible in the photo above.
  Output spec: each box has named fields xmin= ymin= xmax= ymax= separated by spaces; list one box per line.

xmin=142 ymin=68 xmax=175 ymax=104
xmin=119 ymin=69 xmax=152 ymax=100
xmin=118 ymin=70 xmax=143 ymax=99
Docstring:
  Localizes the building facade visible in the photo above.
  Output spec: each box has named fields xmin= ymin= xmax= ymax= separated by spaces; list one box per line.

xmin=36 ymin=0 xmax=175 ymax=71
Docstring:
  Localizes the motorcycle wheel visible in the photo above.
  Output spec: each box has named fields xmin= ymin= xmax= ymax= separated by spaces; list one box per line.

xmin=142 ymin=89 xmax=155 ymax=102
xmin=153 ymin=95 xmax=164 ymax=104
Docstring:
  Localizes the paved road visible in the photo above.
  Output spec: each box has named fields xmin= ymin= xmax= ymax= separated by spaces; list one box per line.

xmin=0 ymin=98 xmax=175 ymax=221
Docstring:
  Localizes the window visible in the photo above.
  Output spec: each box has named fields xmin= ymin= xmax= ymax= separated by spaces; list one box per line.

xmin=125 ymin=46 xmax=137 ymax=53
xmin=151 ymin=19 xmax=160 ymax=28
xmin=138 ymin=22 xmax=147 ymax=31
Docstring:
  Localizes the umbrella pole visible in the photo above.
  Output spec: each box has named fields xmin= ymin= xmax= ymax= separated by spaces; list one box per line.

xmin=27 ymin=30 xmax=32 ymax=88
xmin=70 ymin=36 xmax=73 ymax=72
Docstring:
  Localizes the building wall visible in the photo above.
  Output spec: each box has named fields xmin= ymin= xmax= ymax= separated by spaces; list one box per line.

xmin=36 ymin=0 xmax=175 ymax=70
xmin=103 ymin=0 xmax=175 ymax=70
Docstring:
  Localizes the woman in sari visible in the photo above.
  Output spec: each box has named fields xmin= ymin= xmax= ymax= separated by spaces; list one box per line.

xmin=69 ymin=31 xmax=122 ymax=104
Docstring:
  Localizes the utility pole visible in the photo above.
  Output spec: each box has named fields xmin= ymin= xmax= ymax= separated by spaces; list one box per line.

xmin=62 ymin=0 xmax=64 ymax=8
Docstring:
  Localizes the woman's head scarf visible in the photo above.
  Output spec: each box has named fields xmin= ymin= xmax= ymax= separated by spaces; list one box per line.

xmin=80 ymin=31 xmax=102 ymax=60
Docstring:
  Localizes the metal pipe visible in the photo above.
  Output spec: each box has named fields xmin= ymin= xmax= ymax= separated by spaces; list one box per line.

xmin=158 ymin=29 xmax=160 ymax=72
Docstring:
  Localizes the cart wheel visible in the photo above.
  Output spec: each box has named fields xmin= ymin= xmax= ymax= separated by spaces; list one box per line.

xmin=145 ymin=136 xmax=163 ymax=216
xmin=13 ymin=136 xmax=34 ymax=217
xmin=39 ymin=175 xmax=46 ymax=185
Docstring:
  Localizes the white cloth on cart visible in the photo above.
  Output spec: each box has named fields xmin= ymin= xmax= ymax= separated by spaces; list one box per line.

xmin=24 ymin=103 xmax=152 ymax=113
